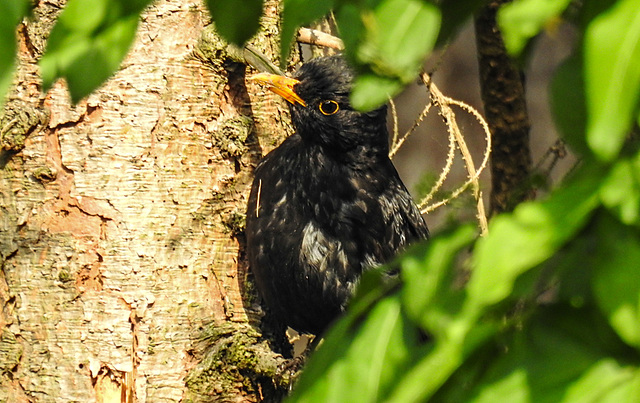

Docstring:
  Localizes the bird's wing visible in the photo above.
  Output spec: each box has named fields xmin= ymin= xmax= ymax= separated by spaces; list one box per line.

xmin=246 ymin=136 xmax=353 ymax=332
xmin=342 ymin=161 xmax=429 ymax=268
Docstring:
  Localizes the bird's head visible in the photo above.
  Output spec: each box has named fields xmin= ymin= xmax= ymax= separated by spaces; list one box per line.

xmin=251 ymin=56 xmax=389 ymax=155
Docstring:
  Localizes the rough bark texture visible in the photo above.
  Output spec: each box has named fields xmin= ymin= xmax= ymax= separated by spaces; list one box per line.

xmin=474 ymin=0 xmax=534 ymax=214
xmin=0 ymin=0 xmax=294 ymax=401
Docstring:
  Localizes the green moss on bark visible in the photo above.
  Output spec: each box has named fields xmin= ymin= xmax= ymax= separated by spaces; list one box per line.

xmin=0 ymin=101 xmax=49 ymax=153
xmin=185 ymin=323 xmax=291 ymax=402
xmin=213 ymin=115 xmax=253 ymax=159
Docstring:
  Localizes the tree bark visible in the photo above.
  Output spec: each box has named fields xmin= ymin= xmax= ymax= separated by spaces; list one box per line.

xmin=474 ymin=0 xmax=534 ymax=214
xmin=0 ymin=0 xmax=292 ymax=401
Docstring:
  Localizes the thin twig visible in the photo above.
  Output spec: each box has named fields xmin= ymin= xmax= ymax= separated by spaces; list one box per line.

xmin=417 ymin=73 xmax=491 ymax=236
xmin=389 ymin=98 xmax=399 ymax=152
xmin=297 ymin=28 xmax=344 ymax=50
xmin=417 ymin=108 xmax=456 ymax=208
xmin=389 ymin=102 xmax=432 ymax=158
xmin=533 ymin=138 xmax=567 ymax=178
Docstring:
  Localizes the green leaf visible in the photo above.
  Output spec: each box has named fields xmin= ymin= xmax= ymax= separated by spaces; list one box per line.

xmin=338 ymin=0 xmax=440 ymax=110
xmin=280 ymin=0 xmax=334 ymax=66
xmin=349 ymin=73 xmax=403 ymax=112
xmin=553 ymin=232 xmax=598 ymax=310
xmin=334 ymin=2 xmax=363 ymax=61
xmin=401 ymin=225 xmax=476 ymax=337
xmin=385 ymin=315 xmax=496 ymax=402
xmin=470 ymin=166 xmax=602 ymax=308
xmin=39 ymin=0 xmax=151 ymax=103
xmin=563 ymin=361 xmax=640 ymax=403
xmin=387 ymin=170 xmax=603 ymax=403
xmin=599 ymin=153 xmax=640 ymax=225
xmin=0 ymin=0 xmax=30 ymax=106
xmin=288 ymin=295 xmax=424 ymax=402
xmin=205 ymin=0 xmax=263 ymax=46
xmin=362 ymin=0 xmax=440 ymax=79
xmin=592 ymin=214 xmax=640 ymax=349
xmin=437 ymin=0 xmax=486 ymax=46
xmin=550 ymin=54 xmax=590 ymax=157
xmin=497 ymin=0 xmax=572 ymax=56
xmin=584 ymin=0 xmax=640 ymax=161
xmin=461 ymin=307 xmax=637 ymax=403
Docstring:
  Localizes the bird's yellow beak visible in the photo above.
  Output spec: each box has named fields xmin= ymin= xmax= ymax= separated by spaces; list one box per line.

xmin=249 ymin=73 xmax=307 ymax=107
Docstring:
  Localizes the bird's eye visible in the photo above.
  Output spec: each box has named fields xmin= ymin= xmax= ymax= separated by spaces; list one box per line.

xmin=319 ymin=100 xmax=339 ymax=115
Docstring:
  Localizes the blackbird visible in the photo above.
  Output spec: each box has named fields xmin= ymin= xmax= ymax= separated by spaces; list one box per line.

xmin=246 ymin=56 xmax=429 ymax=335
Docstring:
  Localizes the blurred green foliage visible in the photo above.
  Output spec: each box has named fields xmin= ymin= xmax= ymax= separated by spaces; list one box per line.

xmin=0 ymin=0 xmax=30 ymax=106
xmin=0 ymin=0 xmax=639 ymax=401
xmin=287 ymin=1 xmax=640 ymax=401
xmin=39 ymin=0 xmax=152 ymax=103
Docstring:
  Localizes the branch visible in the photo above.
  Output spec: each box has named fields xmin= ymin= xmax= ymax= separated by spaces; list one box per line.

xmin=474 ymin=1 xmax=533 ymax=214
xmin=297 ymin=28 xmax=344 ymax=50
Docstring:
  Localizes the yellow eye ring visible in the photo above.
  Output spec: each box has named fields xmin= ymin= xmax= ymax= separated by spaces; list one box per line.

xmin=319 ymin=100 xmax=339 ymax=115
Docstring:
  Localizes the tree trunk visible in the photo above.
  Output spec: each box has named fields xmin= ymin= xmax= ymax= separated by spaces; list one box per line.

xmin=0 ymin=0 xmax=291 ymax=401
xmin=474 ymin=0 xmax=534 ymax=214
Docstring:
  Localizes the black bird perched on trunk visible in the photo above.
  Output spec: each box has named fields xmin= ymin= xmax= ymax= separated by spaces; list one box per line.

xmin=246 ymin=56 xmax=429 ymax=335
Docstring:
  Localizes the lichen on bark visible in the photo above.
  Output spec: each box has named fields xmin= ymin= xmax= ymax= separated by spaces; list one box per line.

xmin=185 ymin=323 xmax=290 ymax=402
xmin=0 ymin=100 xmax=49 ymax=154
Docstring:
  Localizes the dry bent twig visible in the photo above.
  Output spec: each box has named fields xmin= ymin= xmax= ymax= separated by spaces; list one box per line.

xmin=390 ymin=74 xmax=491 ymax=236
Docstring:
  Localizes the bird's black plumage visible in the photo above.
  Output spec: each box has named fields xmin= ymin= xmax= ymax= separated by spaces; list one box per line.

xmin=246 ymin=56 xmax=429 ymax=335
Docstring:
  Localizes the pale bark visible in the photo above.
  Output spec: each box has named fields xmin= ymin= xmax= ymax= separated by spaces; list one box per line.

xmin=0 ymin=0 xmax=292 ymax=401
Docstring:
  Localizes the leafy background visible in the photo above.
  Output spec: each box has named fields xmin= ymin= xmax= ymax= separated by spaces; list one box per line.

xmin=2 ymin=0 xmax=640 ymax=401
